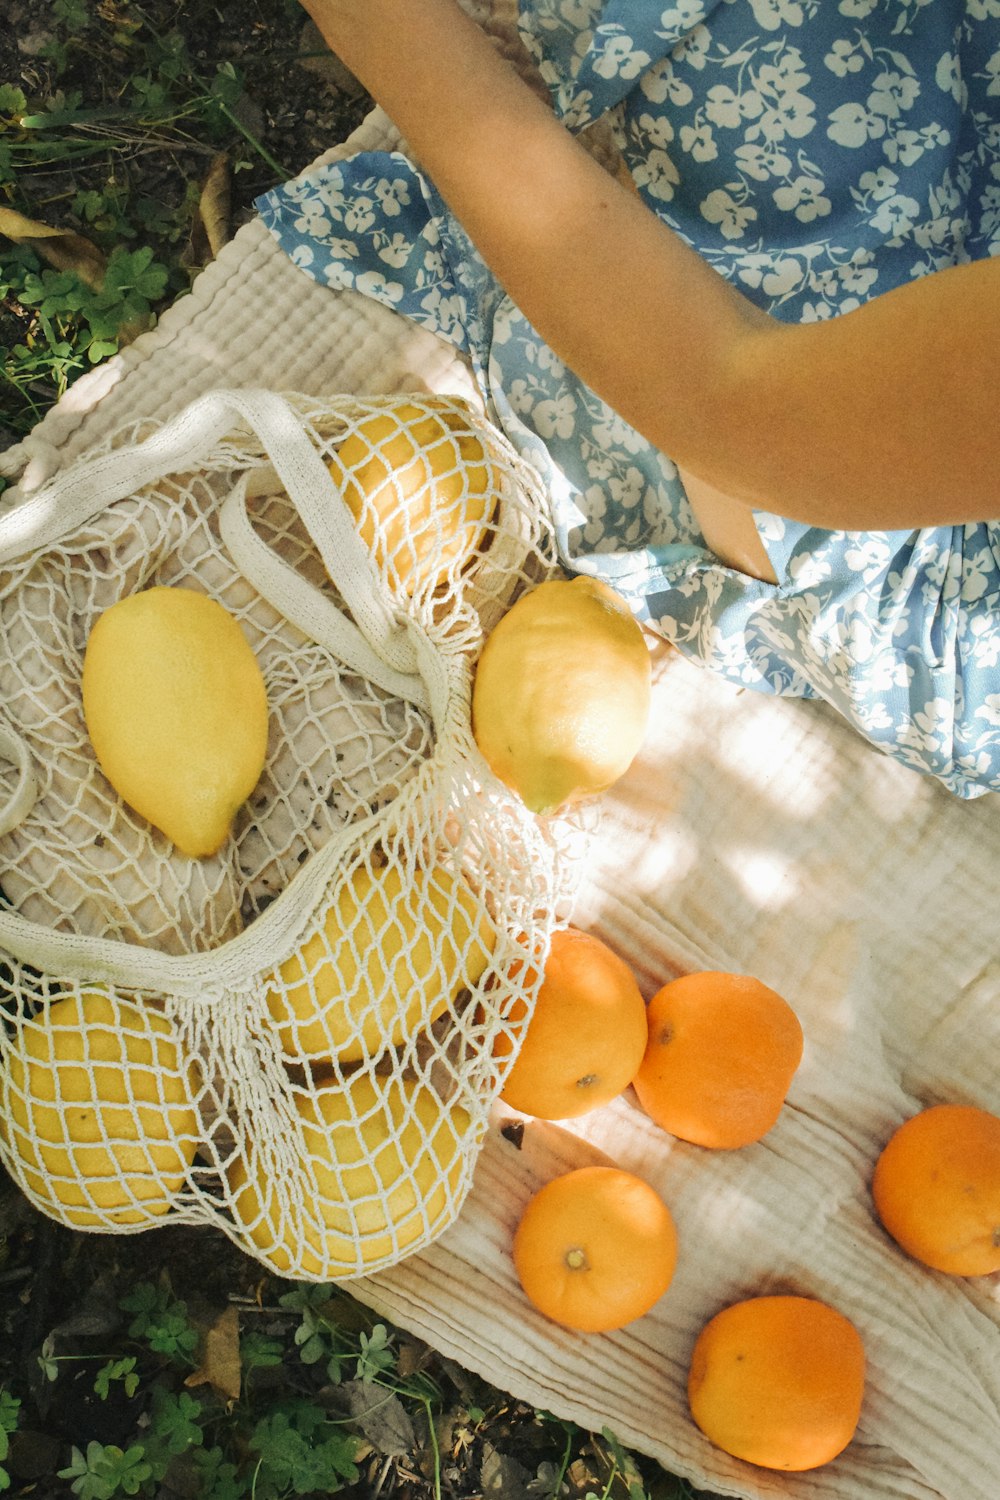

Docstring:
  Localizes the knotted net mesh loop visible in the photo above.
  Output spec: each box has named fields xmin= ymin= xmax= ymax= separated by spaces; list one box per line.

xmin=0 ymin=388 xmax=582 ymax=1279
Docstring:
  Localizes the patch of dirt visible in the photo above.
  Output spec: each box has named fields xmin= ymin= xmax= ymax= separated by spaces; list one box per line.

xmin=6 ymin=0 xmax=374 ymax=228
xmin=2 ymin=0 xmax=375 ymax=445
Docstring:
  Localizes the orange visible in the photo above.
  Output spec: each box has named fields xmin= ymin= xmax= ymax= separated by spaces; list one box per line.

xmin=495 ymin=927 xmax=647 ymax=1120
xmin=687 ymin=1295 xmax=866 ymax=1472
xmin=632 ymin=971 xmax=803 ymax=1149
xmin=871 ymin=1103 xmax=1000 ymax=1275
xmin=511 ymin=1164 xmax=677 ymax=1332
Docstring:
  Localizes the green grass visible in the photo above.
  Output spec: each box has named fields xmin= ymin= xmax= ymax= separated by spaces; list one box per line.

xmin=0 ymin=1227 xmax=703 ymax=1500
xmin=1 ymin=0 xmax=355 ymax=453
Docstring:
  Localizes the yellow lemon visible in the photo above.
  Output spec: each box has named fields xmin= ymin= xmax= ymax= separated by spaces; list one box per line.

xmin=226 ymin=1073 xmax=471 ymax=1276
xmin=328 ymin=398 xmax=497 ymax=592
xmin=0 ymin=990 xmax=199 ymax=1227
xmin=265 ymin=859 xmax=495 ymax=1065
xmin=82 ymin=586 xmax=268 ymax=858
xmin=471 ymin=575 xmax=651 ymax=815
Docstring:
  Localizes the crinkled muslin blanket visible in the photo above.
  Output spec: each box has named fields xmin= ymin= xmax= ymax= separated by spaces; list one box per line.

xmin=257 ymin=0 xmax=1000 ymax=801
xmin=1 ymin=3 xmax=1000 ymax=1498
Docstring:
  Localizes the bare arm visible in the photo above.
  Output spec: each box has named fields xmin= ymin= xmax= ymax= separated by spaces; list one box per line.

xmin=301 ymin=0 xmax=1000 ymax=534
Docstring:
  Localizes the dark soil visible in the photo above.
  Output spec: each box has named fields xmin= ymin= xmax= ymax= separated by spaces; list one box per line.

xmin=5 ymin=0 xmax=373 ymax=233
xmin=1 ymin=0 xmax=375 ymax=446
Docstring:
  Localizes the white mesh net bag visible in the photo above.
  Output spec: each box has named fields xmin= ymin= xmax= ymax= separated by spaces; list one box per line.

xmin=0 ymin=386 xmax=580 ymax=1280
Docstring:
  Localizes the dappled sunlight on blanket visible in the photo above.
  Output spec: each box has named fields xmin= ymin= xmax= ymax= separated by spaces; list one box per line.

xmin=725 ymin=846 xmax=799 ymax=913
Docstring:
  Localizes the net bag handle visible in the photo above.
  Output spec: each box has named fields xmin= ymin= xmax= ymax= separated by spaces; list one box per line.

xmin=0 ymin=385 xmax=438 ymax=702
xmin=210 ymin=389 xmax=431 ymax=701
xmin=0 ymin=721 xmax=38 ymax=838
xmin=212 ymin=394 xmax=442 ymax=719
xmin=218 ymin=470 xmax=433 ymax=715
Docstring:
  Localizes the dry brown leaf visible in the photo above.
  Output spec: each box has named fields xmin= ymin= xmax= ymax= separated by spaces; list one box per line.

xmin=480 ymin=1443 xmax=532 ymax=1500
xmin=343 ymin=1380 xmax=416 ymax=1457
xmin=197 ymin=152 xmax=232 ymax=260
xmin=0 ymin=207 xmax=106 ymax=291
xmin=183 ymin=1303 xmax=242 ymax=1403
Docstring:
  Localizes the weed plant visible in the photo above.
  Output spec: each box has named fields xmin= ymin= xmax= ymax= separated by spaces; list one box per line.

xmin=0 ymin=1223 xmax=703 ymax=1500
xmin=1 ymin=0 xmax=356 ymax=453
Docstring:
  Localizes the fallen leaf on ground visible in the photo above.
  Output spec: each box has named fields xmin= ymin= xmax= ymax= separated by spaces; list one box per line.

xmin=0 ymin=208 xmax=106 ymax=290
xmin=480 ymin=1442 xmax=533 ymax=1500
xmin=343 ymin=1379 xmax=416 ymax=1456
xmin=198 ymin=152 xmax=231 ymax=259
xmin=184 ymin=1303 xmax=241 ymax=1402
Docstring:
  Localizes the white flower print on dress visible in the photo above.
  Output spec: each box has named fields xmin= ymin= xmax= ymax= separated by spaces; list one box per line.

xmin=293 ymin=203 xmax=333 ymax=237
xmin=592 ymin=33 xmax=651 ymax=80
xmin=533 ymin=395 xmax=578 ymax=440
xmin=680 ymin=120 xmax=719 ymax=160
xmin=934 ymin=50 xmax=962 ymax=99
xmin=657 ymin=1 xmax=708 ymax=30
xmin=868 ymin=68 xmax=921 ymax=122
xmin=376 ymin=232 xmax=411 ymax=268
xmin=869 ymin=191 xmax=921 ymax=235
xmin=901 ymin=697 xmax=956 ymax=755
xmin=827 ymin=101 xmax=887 ymax=147
xmin=705 ymin=84 xmax=763 ymax=130
xmin=343 ymin=197 xmax=377 ymax=234
xmin=985 ymin=47 xmax=1000 ymax=95
xmin=734 ymin=141 xmax=794 ymax=179
xmin=773 ymin=173 xmax=832 ymax=220
xmin=974 ymin=695 xmax=1000 ymax=728
xmin=825 ymin=39 xmax=865 ymax=77
xmin=675 ymin=25 xmax=711 ymax=69
xmin=749 ymin=0 xmax=805 ymax=31
xmin=961 ymin=548 xmax=994 ymax=602
xmin=632 ymin=146 xmax=681 ymax=200
xmin=639 ymin=59 xmax=694 ymax=106
xmin=758 ymin=253 xmax=806 ymax=296
xmin=857 ymin=164 xmax=902 ymax=200
xmin=637 ymin=110 xmax=675 ymax=149
xmin=844 ymin=535 xmax=893 ymax=582
xmin=701 ymin=186 xmax=759 ymax=237
xmin=374 ymin=177 xmax=412 ymax=216
xmin=968 ymin=615 xmax=1000 ymax=669
xmin=749 ymin=87 xmax=817 ymax=144
xmin=354 ymin=270 xmax=404 ymax=302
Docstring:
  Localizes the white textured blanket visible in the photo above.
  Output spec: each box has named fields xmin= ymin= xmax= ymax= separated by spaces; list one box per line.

xmin=3 ymin=5 xmax=999 ymax=1498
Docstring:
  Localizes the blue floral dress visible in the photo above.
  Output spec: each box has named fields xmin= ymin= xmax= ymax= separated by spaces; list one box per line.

xmin=258 ymin=0 xmax=1000 ymax=798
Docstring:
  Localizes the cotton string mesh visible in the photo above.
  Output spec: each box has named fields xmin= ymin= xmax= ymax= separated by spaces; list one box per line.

xmin=0 ymin=389 xmax=580 ymax=1279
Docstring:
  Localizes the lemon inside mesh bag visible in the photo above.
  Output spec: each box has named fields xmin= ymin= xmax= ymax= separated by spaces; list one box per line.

xmin=0 ymin=990 xmax=199 ymax=1228
xmin=264 ymin=852 xmax=496 ymax=1065
xmin=0 ymin=388 xmax=576 ymax=1277
xmin=329 ymin=397 xmax=496 ymax=597
xmin=226 ymin=1073 xmax=472 ymax=1277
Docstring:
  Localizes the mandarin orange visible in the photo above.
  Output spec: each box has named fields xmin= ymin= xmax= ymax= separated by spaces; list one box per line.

xmin=632 ymin=971 xmax=803 ymax=1149
xmin=687 ymin=1295 xmax=866 ymax=1472
xmin=511 ymin=1165 xmax=677 ymax=1332
xmin=872 ymin=1103 xmax=1000 ymax=1275
xmin=495 ymin=927 xmax=647 ymax=1120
